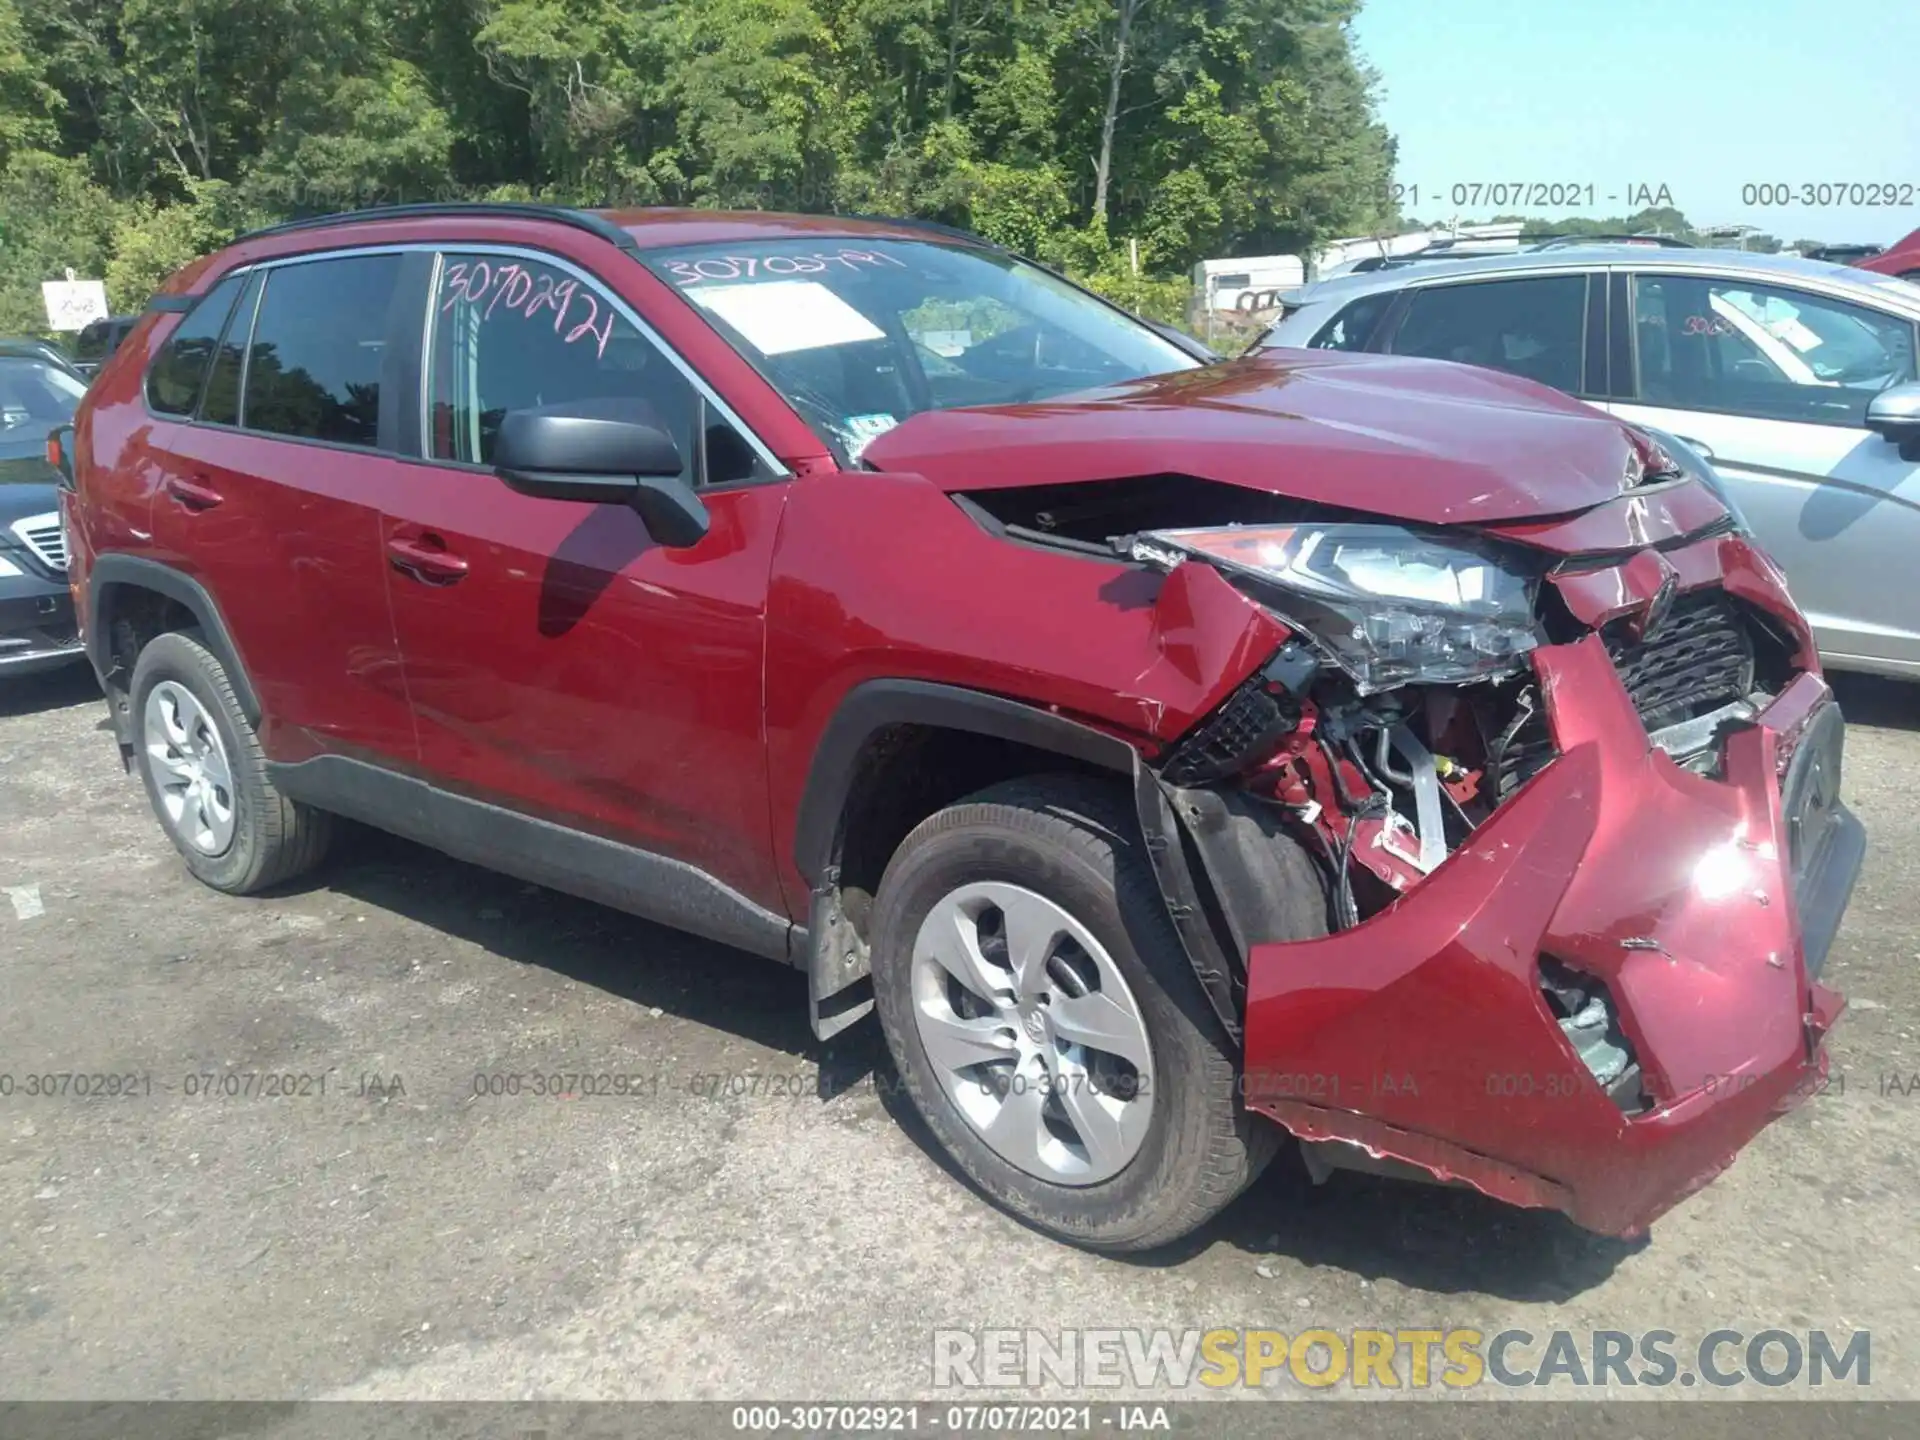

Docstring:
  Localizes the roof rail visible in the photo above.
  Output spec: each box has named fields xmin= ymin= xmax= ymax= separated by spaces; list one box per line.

xmin=840 ymin=213 xmax=1003 ymax=249
xmin=237 ymin=202 xmax=642 ymax=253
xmin=1529 ymin=233 xmax=1695 ymax=250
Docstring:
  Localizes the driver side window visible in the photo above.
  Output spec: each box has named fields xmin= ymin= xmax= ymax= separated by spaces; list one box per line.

xmin=1632 ymin=273 xmax=1917 ymax=426
xmin=428 ymin=253 xmax=693 ymax=474
xmin=426 ymin=252 xmax=770 ymax=486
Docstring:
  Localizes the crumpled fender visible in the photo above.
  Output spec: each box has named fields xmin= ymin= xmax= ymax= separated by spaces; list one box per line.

xmin=1130 ymin=560 xmax=1292 ymax=739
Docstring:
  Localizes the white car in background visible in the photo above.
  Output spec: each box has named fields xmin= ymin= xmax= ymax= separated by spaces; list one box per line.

xmin=1260 ymin=248 xmax=1920 ymax=679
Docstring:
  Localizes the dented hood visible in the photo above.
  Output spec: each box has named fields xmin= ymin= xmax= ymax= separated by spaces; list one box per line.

xmin=861 ymin=350 xmax=1653 ymax=526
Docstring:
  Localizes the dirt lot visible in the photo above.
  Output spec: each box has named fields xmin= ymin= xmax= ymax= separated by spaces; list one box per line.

xmin=2 ymin=661 xmax=1917 ymax=1403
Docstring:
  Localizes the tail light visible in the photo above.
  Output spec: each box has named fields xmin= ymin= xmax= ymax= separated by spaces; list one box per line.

xmin=47 ymin=425 xmax=75 ymax=490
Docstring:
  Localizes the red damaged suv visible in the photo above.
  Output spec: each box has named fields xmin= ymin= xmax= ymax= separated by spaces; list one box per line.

xmin=60 ymin=204 xmax=1863 ymax=1251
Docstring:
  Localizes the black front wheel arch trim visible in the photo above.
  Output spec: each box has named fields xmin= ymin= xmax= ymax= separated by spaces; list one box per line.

xmin=88 ymin=554 xmax=261 ymax=725
xmin=791 ymin=679 xmax=1140 ymax=891
xmin=792 ymin=679 xmax=1252 ymax=1045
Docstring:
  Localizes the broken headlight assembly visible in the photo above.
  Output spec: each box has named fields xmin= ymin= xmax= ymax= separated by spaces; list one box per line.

xmin=1133 ymin=524 xmax=1543 ymax=693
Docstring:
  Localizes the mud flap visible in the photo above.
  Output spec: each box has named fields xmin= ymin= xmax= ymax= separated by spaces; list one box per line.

xmin=806 ymin=875 xmax=875 ymax=1041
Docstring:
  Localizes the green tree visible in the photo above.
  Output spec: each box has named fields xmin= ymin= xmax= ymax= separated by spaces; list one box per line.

xmin=3 ymin=0 xmax=1406 ymax=316
xmin=0 ymin=0 xmax=61 ymax=168
xmin=105 ymin=178 xmax=267 ymax=308
xmin=0 ymin=151 xmax=121 ymax=331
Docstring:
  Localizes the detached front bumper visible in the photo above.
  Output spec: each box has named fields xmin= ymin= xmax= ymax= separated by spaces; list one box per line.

xmin=1238 ymin=635 xmax=1861 ymax=1237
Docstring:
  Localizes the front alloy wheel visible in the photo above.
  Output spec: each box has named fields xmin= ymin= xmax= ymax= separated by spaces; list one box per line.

xmin=870 ymin=774 xmax=1284 ymax=1252
xmin=911 ymin=881 xmax=1155 ymax=1186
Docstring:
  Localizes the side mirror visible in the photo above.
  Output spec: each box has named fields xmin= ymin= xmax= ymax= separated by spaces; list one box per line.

xmin=494 ymin=398 xmax=711 ymax=548
xmin=1865 ymin=381 xmax=1920 ymax=459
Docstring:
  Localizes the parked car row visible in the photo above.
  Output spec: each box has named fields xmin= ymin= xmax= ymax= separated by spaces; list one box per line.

xmin=0 ymin=344 xmax=86 ymax=674
xmin=0 ymin=315 xmax=154 ymax=676
xmin=1260 ymin=246 xmax=1920 ymax=680
xmin=54 ymin=202 xmax=1861 ymax=1253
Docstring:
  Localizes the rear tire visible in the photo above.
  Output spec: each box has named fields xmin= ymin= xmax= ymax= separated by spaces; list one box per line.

xmin=869 ymin=774 xmax=1276 ymax=1252
xmin=130 ymin=629 xmax=333 ymax=894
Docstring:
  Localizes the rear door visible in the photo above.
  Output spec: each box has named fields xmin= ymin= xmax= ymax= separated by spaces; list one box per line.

xmin=378 ymin=246 xmax=792 ymax=913
xmin=146 ymin=248 xmax=427 ymax=763
xmin=1607 ymin=270 xmax=1920 ymax=672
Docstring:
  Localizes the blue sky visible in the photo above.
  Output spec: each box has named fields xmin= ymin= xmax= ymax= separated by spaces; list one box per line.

xmin=1350 ymin=0 xmax=1920 ymax=245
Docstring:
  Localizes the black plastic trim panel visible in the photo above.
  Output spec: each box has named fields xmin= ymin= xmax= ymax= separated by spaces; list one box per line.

xmin=793 ymin=679 xmax=1137 ymax=889
xmin=1133 ymin=768 xmax=1245 ymax=1044
xmin=87 ymin=555 xmax=261 ymax=723
xmin=268 ymin=756 xmax=795 ymax=964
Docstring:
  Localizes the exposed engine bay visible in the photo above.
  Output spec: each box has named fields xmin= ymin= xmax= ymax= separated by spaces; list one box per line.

xmin=960 ymin=471 xmax=1796 ymax=937
xmin=1150 ymin=591 xmax=1796 ymax=934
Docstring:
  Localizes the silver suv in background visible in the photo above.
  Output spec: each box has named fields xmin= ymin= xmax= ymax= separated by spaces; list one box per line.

xmin=1261 ymin=248 xmax=1920 ymax=680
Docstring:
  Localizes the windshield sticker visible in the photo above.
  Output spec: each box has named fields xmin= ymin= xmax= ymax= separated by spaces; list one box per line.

xmin=841 ymin=412 xmax=900 ymax=460
xmin=439 ymin=260 xmax=616 ymax=357
xmin=662 ymin=250 xmax=908 ymax=287
xmin=1767 ymin=316 xmax=1824 ymax=353
xmin=688 ymin=280 xmax=886 ymax=356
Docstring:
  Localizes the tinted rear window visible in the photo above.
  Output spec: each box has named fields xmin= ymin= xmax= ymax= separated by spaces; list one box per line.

xmin=146 ymin=277 xmax=245 ymax=416
xmin=1307 ymin=292 xmax=1393 ymax=351
xmin=201 ymin=273 xmax=262 ymax=428
xmin=242 ymin=254 xmax=402 ymax=448
xmin=1386 ymin=275 xmax=1590 ymax=394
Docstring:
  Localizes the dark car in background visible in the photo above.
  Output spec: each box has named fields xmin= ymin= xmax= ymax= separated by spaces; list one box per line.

xmin=0 ymin=350 xmax=86 ymax=675
xmin=0 ymin=337 xmax=84 ymax=377
xmin=70 ymin=315 xmax=141 ymax=378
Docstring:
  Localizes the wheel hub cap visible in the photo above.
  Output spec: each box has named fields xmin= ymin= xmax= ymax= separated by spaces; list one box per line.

xmin=143 ymin=681 xmax=236 ymax=856
xmin=909 ymin=881 xmax=1155 ymax=1186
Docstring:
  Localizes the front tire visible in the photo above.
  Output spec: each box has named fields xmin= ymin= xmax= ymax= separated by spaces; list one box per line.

xmin=130 ymin=629 xmax=333 ymax=894
xmin=869 ymin=774 xmax=1274 ymax=1251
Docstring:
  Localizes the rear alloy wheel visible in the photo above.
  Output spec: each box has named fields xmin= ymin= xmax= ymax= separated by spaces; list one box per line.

xmin=130 ymin=629 xmax=333 ymax=894
xmin=870 ymin=775 xmax=1276 ymax=1251
xmin=144 ymin=680 xmax=237 ymax=856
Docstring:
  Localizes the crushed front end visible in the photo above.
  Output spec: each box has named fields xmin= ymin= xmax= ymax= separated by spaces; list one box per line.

xmin=1130 ymin=488 xmax=1864 ymax=1236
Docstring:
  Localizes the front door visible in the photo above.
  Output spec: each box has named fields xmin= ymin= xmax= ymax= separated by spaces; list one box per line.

xmin=380 ymin=248 xmax=792 ymax=914
xmin=1609 ymin=271 xmax=1920 ymax=673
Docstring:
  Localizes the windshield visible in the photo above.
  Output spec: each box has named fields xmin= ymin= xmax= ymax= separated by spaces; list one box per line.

xmin=641 ymin=238 xmax=1197 ymax=461
xmin=1712 ymin=286 xmax=1911 ymax=387
xmin=0 ymin=357 xmax=84 ymax=461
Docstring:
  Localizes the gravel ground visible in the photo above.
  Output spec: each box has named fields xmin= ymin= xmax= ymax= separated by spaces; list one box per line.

xmin=2 ymin=661 xmax=1916 ymax=1405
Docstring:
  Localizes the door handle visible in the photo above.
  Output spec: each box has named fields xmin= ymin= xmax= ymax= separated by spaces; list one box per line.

xmin=165 ymin=473 xmax=224 ymax=509
xmin=1674 ymin=435 xmax=1716 ymax=462
xmin=387 ymin=534 xmax=470 ymax=584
